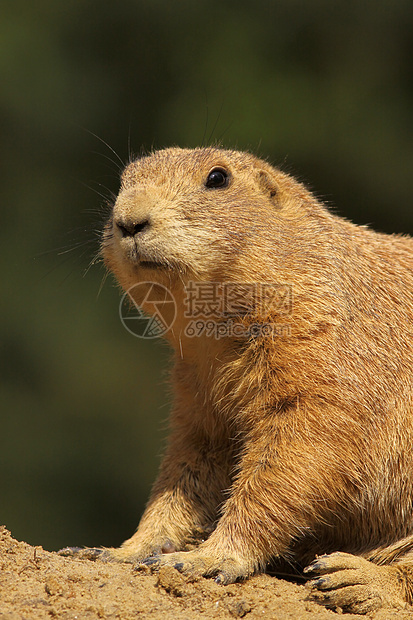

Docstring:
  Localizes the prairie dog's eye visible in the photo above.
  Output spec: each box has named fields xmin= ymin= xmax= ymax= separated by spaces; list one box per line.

xmin=205 ymin=167 xmax=229 ymax=189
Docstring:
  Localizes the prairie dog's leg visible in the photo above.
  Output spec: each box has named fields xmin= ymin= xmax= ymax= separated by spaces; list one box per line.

xmin=60 ymin=423 xmax=233 ymax=563
xmin=140 ymin=404 xmax=367 ymax=582
xmin=118 ymin=428 xmax=232 ymax=561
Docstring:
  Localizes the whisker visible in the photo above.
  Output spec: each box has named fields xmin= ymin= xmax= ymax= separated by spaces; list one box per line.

xmin=83 ymin=128 xmax=125 ymax=169
xmin=96 ymin=269 xmax=110 ymax=299
xmin=207 ymin=97 xmax=225 ymax=146
xmin=57 ymin=241 xmax=95 ymax=256
xmin=128 ymin=120 xmax=133 ymax=165
xmin=90 ymin=150 xmax=124 ymax=175
xmin=201 ymin=90 xmax=209 ymax=148
xmin=80 ymin=177 xmax=117 ymax=198
xmin=36 ymin=246 xmax=93 ymax=282
xmin=216 ymin=120 xmax=233 ymax=146
xmin=83 ymin=250 xmax=103 ymax=278
xmin=34 ymin=239 xmax=95 ymax=259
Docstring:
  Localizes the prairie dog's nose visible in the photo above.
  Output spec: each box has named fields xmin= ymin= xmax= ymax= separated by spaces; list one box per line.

xmin=115 ymin=217 xmax=150 ymax=237
xmin=114 ymin=188 xmax=153 ymax=237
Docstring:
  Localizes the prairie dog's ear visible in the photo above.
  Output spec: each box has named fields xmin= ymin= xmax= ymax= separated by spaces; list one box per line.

xmin=255 ymin=165 xmax=279 ymax=205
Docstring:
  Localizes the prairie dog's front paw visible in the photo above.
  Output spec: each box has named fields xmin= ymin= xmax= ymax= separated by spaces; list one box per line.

xmin=139 ymin=548 xmax=256 ymax=584
xmin=58 ymin=546 xmax=110 ymax=561
xmin=58 ymin=539 xmax=179 ymax=564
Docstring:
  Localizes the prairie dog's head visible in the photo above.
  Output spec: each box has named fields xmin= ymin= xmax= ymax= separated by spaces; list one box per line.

xmin=102 ymin=146 xmax=316 ymax=296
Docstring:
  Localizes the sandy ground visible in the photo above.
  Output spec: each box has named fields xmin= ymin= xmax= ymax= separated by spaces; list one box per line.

xmin=1 ymin=527 xmax=413 ymax=619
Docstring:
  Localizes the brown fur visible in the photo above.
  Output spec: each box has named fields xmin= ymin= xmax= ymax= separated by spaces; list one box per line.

xmin=64 ymin=147 xmax=413 ymax=613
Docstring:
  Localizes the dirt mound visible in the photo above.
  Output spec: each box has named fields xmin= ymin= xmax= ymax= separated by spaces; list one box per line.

xmin=0 ymin=526 xmax=412 ymax=619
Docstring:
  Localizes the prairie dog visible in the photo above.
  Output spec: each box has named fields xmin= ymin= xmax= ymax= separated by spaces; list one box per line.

xmin=63 ymin=147 xmax=413 ymax=614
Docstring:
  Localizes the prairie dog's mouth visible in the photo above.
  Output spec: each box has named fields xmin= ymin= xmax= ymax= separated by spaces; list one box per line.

xmin=107 ymin=226 xmax=187 ymax=275
xmin=117 ymin=237 xmax=172 ymax=270
xmin=139 ymin=259 xmax=171 ymax=270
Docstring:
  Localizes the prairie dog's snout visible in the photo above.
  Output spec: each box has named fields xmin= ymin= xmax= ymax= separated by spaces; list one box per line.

xmin=113 ymin=188 xmax=153 ymax=239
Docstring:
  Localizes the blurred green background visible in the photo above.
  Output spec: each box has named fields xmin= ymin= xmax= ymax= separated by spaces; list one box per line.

xmin=1 ymin=0 xmax=413 ymax=551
